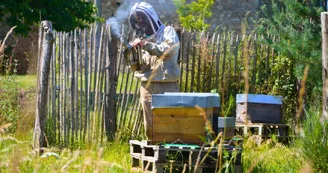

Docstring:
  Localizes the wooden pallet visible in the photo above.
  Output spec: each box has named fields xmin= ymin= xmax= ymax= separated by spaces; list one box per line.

xmin=129 ymin=140 xmax=242 ymax=173
xmin=235 ymin=123 xmax=289 ymax=138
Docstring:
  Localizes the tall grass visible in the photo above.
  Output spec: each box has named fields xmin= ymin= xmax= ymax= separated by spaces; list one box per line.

xmin=294 ymin=108 xmax=328 ymax=173
xmin=0 ymin=128 xmax=133 ymax=173
xmin=243 ymin=136 xmax=305 ymax=173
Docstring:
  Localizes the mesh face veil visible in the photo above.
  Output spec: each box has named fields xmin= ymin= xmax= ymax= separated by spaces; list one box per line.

xmin=129 ymin=2 xmax=164 ymax=38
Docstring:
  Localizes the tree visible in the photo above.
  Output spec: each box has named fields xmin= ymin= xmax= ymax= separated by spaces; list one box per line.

xmin=257 ymin=0 xmax=324 ymax=102
xmin=173 ymin=0 xmax=214 ymax=31
xmin=0 ymin=0 xmax=100 ymax=35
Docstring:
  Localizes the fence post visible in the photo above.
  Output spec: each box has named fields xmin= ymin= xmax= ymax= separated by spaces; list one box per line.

xmin=321 ymin=12 xmax=328 ymax=124
xmin=104 ymin=26 xmax=118 ymax=141
xmin=33 ymin=21 xmax=54 ymax=152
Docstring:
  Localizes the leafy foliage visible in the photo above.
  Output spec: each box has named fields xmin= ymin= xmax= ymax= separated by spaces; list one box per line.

xmin=0 ymin=0 xmax=100 ymax=35
xmin=173 ymin=0 xmax=214 ymax=31
xmin=256 ymin=0 xmax=323 ymax=95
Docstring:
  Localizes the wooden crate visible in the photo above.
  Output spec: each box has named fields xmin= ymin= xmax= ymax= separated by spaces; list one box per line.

xmin=236 ymin=94 xmax=283 ymax=124
xmin=151 ymin=92 xmax=220 ymax=144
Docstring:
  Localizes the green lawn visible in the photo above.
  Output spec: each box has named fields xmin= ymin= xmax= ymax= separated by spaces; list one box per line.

xmin=15 ymin=75 xmax=37 ymax=91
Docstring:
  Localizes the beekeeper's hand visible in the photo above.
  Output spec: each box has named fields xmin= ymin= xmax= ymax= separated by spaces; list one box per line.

xmin=130 ymin=38 xmax=146 ymax=47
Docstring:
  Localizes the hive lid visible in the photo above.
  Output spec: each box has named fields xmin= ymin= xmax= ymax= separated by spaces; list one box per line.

xmin=151 ymin=92 xmax=220 ymax=108
xmin=236 ymin=94 xmax=282 ymax=105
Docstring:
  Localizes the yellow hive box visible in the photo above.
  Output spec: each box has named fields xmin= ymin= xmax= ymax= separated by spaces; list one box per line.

xmin=152 ymin=107 xmax=213 ymax=144
xmin=151 ymin=92 xmax=220 ymax=144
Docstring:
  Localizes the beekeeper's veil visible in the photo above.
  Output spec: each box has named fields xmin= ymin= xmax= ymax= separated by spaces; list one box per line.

xmin=129 ymin=2 xmax=165 ymax=38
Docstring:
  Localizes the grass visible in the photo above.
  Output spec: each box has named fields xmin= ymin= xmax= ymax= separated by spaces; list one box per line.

xmin=242 ymin=136 xmax=305 ymax=173
xmin=0 ymin=74 xmax=136 ymax=172
xmin=15 ymin=75 xmax=37 ymax=91
xmin=0 ymin=131 xmax=134 ymax=173
xmin=3 ymin=70 xmax=327 ymax=173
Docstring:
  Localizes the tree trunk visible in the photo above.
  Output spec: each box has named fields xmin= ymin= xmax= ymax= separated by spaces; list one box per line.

xmin=33 ymin=21 xmax=53 ymax=152
xmin=321 ymin=12 xmax=328 ymax=124
xmin=104 ymin=26 xmax=118 ymax=141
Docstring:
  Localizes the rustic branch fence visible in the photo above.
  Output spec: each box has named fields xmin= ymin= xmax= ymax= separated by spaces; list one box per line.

xmin=36 ymin=22 xmax=278 ymax=147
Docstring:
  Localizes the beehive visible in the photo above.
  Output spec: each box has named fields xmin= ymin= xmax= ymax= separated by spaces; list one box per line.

xmin=151 ymin=92 xmax=220 ymax=144
xmin=236 ymin=94 xmax=283 ymax=124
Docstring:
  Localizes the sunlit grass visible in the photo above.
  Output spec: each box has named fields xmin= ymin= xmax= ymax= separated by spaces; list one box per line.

xmin=15 ymin=75 xmax=37 ymax=91
xmin=0 ymin=128 xmax=135 ymax=173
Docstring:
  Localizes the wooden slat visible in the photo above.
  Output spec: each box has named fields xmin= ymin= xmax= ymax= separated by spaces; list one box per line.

xmin=74 ymin=29 xmax=79 ymax=141
xmin=179 ymin=29 xmax=185 ymax=90
xmin=252 ymin=34 xmax=258 ymax=92
xmin=197 ymin=32 xmax=203 ymax=92
xmin=184 ymin=32 xmax=191 ymax=92
xmin=51 ymin=32 xmax=57 ymax=142
xmin=64 ymin=33 xmax=69 ymax=146
xmin=190 ymin=32 xmax=196 ymax=92
xmin=215 ymin=34 xmax=221 ymax=90
xmin=127 ymin=80 xmax=140 ymax=129
xmin=208 ymin=33 xmax=216 ymax=91
xmin=221 ymin=32 xmax=227 ymax=90
xmin=87 ymin=26 xmax=93 ymax=143
xmin=94 ymin=25 xmax=105 ymax=141
xmin=265 ymin=34 xmax=270 ymax=79
xmin=98 ymin=27 xmax=106 ymax=143
xmin=57 ymin=32 xmax=62 ymax=144
xmin=70 ymin=30 xmax=75 ymax=143
xmin=202 ymin=33 xmax=207 ymax=92
xmin=119 ymin=68 xmax=131 ymax=129
xmin=122 ymin=72 xmax=135 ymax=129
xmin=234 ymin=35 xmax=239 ymax=75
xmin=83 ymin=28 xmax=88 ymax=141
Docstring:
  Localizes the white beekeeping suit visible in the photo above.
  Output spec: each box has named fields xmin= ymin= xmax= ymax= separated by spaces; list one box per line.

xmin=128 ymin=2 xmax=180 ymax=138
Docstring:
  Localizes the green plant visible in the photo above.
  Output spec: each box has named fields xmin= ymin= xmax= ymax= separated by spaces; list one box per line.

xmin=173 ymin=0 xmax=215 ymax=31
xmin=295 ymin=108 xmax=328 ymax=172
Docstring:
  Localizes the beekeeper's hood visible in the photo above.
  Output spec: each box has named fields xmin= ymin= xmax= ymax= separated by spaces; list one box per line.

xmin=129 ymin=2 xmax=165 ymax=39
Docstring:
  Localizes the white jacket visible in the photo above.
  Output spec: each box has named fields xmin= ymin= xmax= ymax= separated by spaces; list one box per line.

xmin=135 ymin=26 xmax=180 ymax=82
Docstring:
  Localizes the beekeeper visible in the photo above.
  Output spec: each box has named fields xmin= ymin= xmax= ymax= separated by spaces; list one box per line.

xmin=128 ymin=2 xmax=180 ymax=137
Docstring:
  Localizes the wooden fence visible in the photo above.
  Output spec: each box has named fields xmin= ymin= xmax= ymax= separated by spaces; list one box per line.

xmin=40 ymin=22 xmax=278 ymax=147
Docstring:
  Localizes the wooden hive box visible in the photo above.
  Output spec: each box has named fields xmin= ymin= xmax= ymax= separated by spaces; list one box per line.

xmin=236 ymin=94 xmax=283 ymax=124
xmin=151 ymin=92 xmax=220 ymax=144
